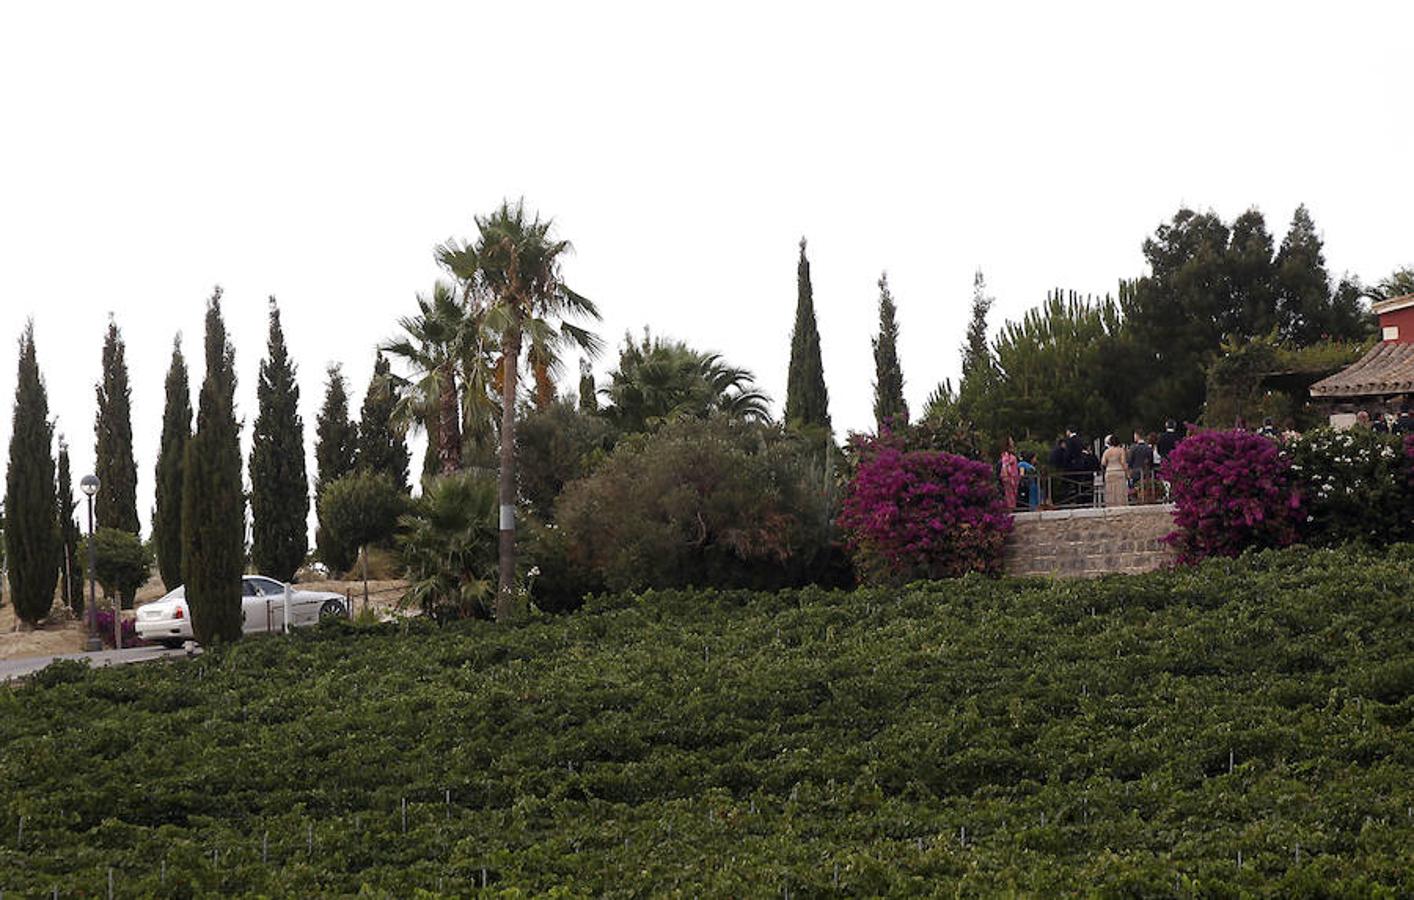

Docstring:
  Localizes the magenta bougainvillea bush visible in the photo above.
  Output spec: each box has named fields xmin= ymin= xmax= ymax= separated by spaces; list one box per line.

xmin=838 ymin=446 xmax=1013 ymax=583
xmin=93 ymin=607 xmax=144 ymax=649
xmin=1161 ymin=429 xmax=1303 ymax=563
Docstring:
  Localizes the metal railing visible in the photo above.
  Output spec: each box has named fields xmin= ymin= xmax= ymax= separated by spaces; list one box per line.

xmin=1005 ymin=470 xmax=1167 ymax=511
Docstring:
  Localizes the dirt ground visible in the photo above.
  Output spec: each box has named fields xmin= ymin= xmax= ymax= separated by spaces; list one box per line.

xmin=0 ymin=576 xmax=407 ymax=660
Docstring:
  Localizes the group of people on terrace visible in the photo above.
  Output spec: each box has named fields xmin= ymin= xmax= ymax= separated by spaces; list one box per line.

xmin=1001 ymin=421 xmax=1187 ymax=512
xmin=998 ymin=422 xmax=1185 ymax=512
xmin=998 ymin=402 xmax=1412 ymax=512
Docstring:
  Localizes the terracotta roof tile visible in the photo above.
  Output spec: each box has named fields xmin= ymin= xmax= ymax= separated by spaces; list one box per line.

xmin=1309 ymin=342 xmax=1414 ymax=397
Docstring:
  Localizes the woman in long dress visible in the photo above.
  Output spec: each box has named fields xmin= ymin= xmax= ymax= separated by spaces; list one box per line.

xmin=1101 ymin=433 xmax=1128 ymax=507
xmin=998 ymin=439 xmax=1021 ymax=509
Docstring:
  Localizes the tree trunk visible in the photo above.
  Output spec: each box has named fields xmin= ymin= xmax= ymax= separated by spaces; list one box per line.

xmin=361 ymin=543 xmax=370 ymax=613
xmin=496 ymin=325 xmax=522 ymax=621
xmin=437 ymin=363 xmax=462 ymax=475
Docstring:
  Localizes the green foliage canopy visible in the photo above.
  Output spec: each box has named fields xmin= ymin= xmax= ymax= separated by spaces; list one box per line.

xmin=600 ymin=332 xmax=770 ymax=433
xmin=249 ymin=299 xmax=309 ymax=582
xmin=93 ymin=318 xmax=139 ymax=534
xmin=152 ymin=336 xmax=191 ymax=590
xmin=357 ymin=352 xmax=410 ymax=493
xmin=4 ymin=322 xmax=61 ymax=625
xmin=82 ymin=526 xmax=153 ymax=604
xmin=555 ymin=417 xmax=837 ymax=593
xmin=514 ymin=398 xmax=615 ymax=522
xmin=181 ymin=288 xmax=246 ymax=645
xmin=395 ymin=470 xmax=498 ymax=622
xmin=871 ymin=272 xmax=907 ymax=430
xmin=317 ymin=471 xmax=405 ymax=560
xmin=785 ymin=238 xmax=831 ymax=432
xmin=55 ymin=438 xmax=82 ymax=613
xmin=314 ymin=366 xmax=359 ymax=572
xmin=1288 ymin=428 xmax=1414 ymax=547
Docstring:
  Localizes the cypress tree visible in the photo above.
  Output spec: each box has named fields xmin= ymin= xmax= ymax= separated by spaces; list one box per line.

xmin=315 ymin=365 xmax=359 ymax=572
xmin=357 ymin=352 xmax=410 ymax=493
xmin=578 ymin=358 xmax=598 ymax=413
xmin=956 ymin=269 xmax=1001 ymax=433
xmin=94 ymin=317 xmax=140 ymax=536
xmin=249 ymin=298 xmax=310 ymax=581
xmin=961 ymin=269 xmax=995 ymax=381
xmin=784 ymin=238 xmax=831 ymax=431
xmin=5 ymin=322 xmax=61 ymax=626
xmin=56 ymin=437 xmax=83 ymax=614
xmin=152 ymin=335 xmax=191 ymax=590
xmin=315 ymin=365 xmax=358 ymax=499
xmin=871 ymin=271 xmax=907 ymax=431
xmin=181 ymin=288 xmax=245 ymax=644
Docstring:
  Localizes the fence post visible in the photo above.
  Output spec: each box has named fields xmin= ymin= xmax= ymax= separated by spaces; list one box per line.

xmin=283 ymin=584 xmax=293 ymax=634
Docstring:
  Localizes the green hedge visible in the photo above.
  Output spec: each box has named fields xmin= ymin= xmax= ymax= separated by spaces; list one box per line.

xmin=1 ymin=544 xmax=1410 ymax=895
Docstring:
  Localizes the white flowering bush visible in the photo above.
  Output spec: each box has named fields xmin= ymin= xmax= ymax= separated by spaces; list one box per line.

xmin=1287 ymin=427 xmax=1414 ymax=546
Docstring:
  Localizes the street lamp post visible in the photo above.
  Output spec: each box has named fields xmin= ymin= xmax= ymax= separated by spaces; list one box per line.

xmin=80 ymin=474 xmax=101 ymax=652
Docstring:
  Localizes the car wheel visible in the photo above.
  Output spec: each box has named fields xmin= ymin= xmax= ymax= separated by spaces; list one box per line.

xmin=318 ymin=598 xmax=346 ymax=620
xmin=159 ymin=639 xmax=185 ymax=649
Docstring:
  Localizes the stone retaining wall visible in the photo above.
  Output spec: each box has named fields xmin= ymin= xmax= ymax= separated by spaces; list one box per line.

xmin=1002 ymin=504 xmax=1176 ymax=578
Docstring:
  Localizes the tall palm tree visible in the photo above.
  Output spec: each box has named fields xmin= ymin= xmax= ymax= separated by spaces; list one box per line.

xmin=436 ymin=200 xmax=601 ymax=620
xmin=382 ymin=281 xmax=498 ymax=475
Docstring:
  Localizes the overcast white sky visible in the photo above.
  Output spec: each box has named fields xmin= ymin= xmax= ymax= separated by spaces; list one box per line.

xmin=2 ymin=1 xmax=1411 ymax=536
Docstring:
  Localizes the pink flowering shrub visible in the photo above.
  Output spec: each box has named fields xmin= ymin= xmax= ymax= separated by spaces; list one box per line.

xmin=838 ymin=447 xmax=1013 ymax=583
xmin=1161 ymin=429 xmax=1303 ymax=563
xmin=93 ymin=608 xmax=145 ymax=649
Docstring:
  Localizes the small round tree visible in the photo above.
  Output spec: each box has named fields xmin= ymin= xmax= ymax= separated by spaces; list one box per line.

xmin=317 ymin=471 xmax=406 ymax=601
xmin=83 ymin=527 xmax=153 ymax=609
xmin=838 ymin=446 xmax=1013 ymax=584
xmin=1161 ymin=429 xmax=1303 ymax=563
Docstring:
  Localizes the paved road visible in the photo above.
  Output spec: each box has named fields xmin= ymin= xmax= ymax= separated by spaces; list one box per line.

xmin=0 ymin=645 xmax=198 ymax=682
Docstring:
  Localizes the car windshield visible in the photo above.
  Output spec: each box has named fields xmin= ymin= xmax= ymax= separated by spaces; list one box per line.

xmin=251 ymin=577 xmax=285 ymax=595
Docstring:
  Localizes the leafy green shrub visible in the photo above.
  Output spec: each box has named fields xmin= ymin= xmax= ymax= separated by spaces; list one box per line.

xmin=522 ymin=517 xmax=601 ymax=614
xmin=27 ymin=657 xmax=90 ymax=688
xmin=555 ymin=417 xmax=837 ymax=592
xmin=514 ymin=398 xmax=616 ymax=521
xmin=80 ymin=526 xmax=152 ymax=609
xmin=396 ymin=470 xmax=498 ymax=620
xmin=1288 ymin=427 xmax=1413 ymax=546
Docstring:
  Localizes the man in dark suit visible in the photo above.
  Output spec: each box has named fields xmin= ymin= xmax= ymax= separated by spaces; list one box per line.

xmin=1157 ymin=420 xmax=1181 ymax=460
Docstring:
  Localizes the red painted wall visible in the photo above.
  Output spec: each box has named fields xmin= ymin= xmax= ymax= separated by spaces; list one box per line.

xmin=1379 ymin=305 xmax=1414 ymax=343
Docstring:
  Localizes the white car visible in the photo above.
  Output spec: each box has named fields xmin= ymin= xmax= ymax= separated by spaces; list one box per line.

xmin=135 ymin=576 xmax=349 ymax=647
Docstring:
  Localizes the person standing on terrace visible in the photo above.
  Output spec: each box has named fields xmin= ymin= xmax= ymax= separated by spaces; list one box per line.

xmin=998 ymin=438 xmax=1021 ymax=510
xmin=1102 ymin=433 xmax=1129 ymax=507
xmin=1018 ymin=452 xmax=1041 ymax=511
xmin=1157 ymin=420 xmax=1181 ymax=460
